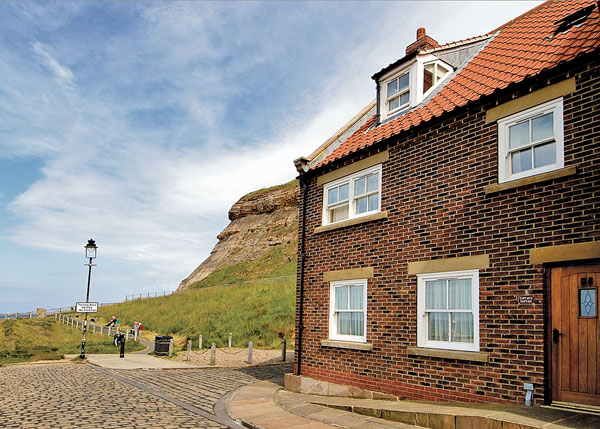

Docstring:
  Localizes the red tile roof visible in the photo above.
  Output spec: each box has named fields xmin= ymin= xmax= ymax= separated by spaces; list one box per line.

xmin=316 ymin=0 xmax=600 ymax=169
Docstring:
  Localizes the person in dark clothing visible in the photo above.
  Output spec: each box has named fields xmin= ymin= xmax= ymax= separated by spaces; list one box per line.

xmin=105 ymin=315 xmax=117 ymax=327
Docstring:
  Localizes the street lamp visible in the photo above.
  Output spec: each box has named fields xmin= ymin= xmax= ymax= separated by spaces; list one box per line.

xmin=80 ymin=239 xmax=97 ymax=359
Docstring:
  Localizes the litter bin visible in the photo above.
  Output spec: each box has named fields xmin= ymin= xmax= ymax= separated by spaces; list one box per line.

xmin=154 ymin=335 xmax=172 ymax=356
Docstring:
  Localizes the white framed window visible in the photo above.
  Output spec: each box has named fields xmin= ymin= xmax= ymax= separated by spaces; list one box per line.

xmin=329 ymin=279 xmax=367 ymax=342
xmin=423 ymin=61 xmax=451 ymax=96
xmin=498 ymin=98 xmax=564 ymax=183
xmin=322 ymin=164 xmax=381 ymax=225
xmin=417 ymin=270 xmax=479 ymax=352
xmin=386 ymin=72 xmax=410 ymax=114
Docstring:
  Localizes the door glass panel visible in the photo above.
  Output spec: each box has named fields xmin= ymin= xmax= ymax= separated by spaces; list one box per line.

xmin=579 ymin=288 xmax=596 ymax=317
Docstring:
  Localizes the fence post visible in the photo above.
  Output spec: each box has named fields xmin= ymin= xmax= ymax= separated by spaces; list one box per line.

xmin=198 ymin=335 xmax=203 ymax=350
xmin=210 ymin=343 xmax=216 ymax=366
xmin=282 ymin=339 xmax=287 ymax=362
xmin=108 ymin=326 xmax=112 ymax=336
xmin=228 ymin=332 xmax=232 ymax=348
xmin=247 ymin=341 xmax=253 ymax=364
xmin=186 ymin=340 xmax=192 ymax=361
xmin=100 ymin=326 xmax=103 ymax=335
xmin=126 ymin=330 xmax=130 ymax=341
xmin=93 ymin=324 xmax=96 ymax=334
xmin=134 ymin=327 xmax=138 ymax=342
xmin=168 ymin=339 xmax=174 ymax=357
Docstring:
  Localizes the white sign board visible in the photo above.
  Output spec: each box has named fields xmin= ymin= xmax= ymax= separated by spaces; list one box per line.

xmin=75 ymin=302 xmax=99 ymax=313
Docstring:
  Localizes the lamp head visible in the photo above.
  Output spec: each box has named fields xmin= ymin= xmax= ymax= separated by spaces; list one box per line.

xmin=85 ymin=239 xmax=97 ymax=259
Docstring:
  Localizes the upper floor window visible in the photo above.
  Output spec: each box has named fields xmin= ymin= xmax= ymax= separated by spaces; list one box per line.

xmin=498 ymin=98 xmax=564 ymax=183
xmin=417 ymin=270 xmax=480 ymax=352
xmin=378 ymin=55 xmax=453 ymax=121
xmin=423 ymin=61 xmax=451 ymax=96
xmin=323 ymin=165 xmax=381 ymax=225
xmin=386 ymin=73 xmax=410 ymax=114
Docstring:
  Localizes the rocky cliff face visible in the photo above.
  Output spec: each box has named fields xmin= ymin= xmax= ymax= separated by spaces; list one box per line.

xmin=177 ymin=181 xmax=299 ymax=291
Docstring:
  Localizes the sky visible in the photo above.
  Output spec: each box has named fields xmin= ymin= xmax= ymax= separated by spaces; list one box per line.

xmin=0 ymin=1 xmax=543 ymax=314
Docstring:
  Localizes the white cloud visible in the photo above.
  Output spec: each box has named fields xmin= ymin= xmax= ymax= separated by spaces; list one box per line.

xmin=1 ymin=1 xmax=544 ymax=309
xmin=31 ymin=41 xmax=75 ymax=85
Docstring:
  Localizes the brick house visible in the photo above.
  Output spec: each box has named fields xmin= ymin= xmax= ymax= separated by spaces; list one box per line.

xmin=289 ymin=0 xmax=600 ymax=408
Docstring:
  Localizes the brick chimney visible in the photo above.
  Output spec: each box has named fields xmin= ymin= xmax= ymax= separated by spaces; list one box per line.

xmin=405 ymin=27 xmax=440 ymax=55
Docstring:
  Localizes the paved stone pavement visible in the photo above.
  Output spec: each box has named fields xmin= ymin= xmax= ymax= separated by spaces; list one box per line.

xmin=0 ymin=361 xmax=292 ymax=428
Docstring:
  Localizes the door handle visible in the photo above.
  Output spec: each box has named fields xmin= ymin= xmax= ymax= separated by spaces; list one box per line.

xmin=553 ymin=328 xmax=562 ymax=343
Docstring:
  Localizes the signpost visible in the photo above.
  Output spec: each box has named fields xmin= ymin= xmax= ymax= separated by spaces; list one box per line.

xmin=76 ymin=302 xmax=99 ymax=313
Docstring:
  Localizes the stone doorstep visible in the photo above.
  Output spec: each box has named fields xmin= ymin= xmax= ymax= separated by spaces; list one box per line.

xmin=309 ymin=402 xmax=564 ymax=429
xmin=284 ymin=373 xmax=400 ymax=400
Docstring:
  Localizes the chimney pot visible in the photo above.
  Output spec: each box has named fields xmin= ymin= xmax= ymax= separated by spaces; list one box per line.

xmin=417 ymin=27 xmax=426 ymax=40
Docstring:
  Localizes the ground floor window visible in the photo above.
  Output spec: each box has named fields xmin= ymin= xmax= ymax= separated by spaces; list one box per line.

xmin=417 ymin=270 xmax=479 ymax=351
xmin=329 ymin=279 xmax=367 ymax=342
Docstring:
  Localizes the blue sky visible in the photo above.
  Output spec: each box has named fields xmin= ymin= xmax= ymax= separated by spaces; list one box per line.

xmin=0 ymin=1 xmax=542 ymax=314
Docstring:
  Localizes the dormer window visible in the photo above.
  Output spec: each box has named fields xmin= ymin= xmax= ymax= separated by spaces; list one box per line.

xmin=386 ymin=73 xmax=410 ymax=113
xmin=423 ymin=61 xmax=451 ymax=96
xmin=378 ymin=55 xmax=452 ymax=121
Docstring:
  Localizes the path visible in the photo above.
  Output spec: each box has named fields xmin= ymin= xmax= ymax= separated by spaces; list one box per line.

xmin=0 ymin=361 xmax=292 ymax=428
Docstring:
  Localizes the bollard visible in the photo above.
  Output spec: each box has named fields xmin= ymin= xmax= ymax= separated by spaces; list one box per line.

xmin=210 ymin=343 xmax=216 ymax=366
xmin=186 ymin=340 xmax=192 ymax=361
xmin=198 ymin=335 xmax=203 ymax=350
xmin=282 ymin=339 xmax=287 ymax=362
xmin=120 ymin=334 xmax=125 ymax=358
xmin=228 ymin=332 xmax=232 ymax=348
xmin=168 ymin=339 xmax=174 ymax=357
xmin=248 ymin=341 xmax=253 ymax=364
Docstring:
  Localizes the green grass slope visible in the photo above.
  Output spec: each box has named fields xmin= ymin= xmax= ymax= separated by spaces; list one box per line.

xmin=0 ymin=318 xmax=144 ymax=365
xmin=97 ymin=275 xmax=295 ymax=349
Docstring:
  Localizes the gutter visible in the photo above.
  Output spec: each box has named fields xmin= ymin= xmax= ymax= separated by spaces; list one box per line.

xmin=295 ymin=171 xmax=308 ymax=376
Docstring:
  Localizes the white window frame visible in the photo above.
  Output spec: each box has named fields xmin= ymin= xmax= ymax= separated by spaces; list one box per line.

xmin=422 ymin=60 xmax=451 ymax=98
xmin=329 ymin=279 xmax=367 ymax=343
xmin=498 ymin=98 xmax=564 ymax=183
xmin=385 ymin=71 xmax=411 ymax=115
xmin=379 ymin=55 xmax=453 ymax=121
xmin=322 ymin=164 xmax=382 ymax=226
xmin=417 ymin=269 xmax=480 ymax=352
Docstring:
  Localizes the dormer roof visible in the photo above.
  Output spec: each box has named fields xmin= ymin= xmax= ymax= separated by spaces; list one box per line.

xmin=313 ymin=0 xmax=600 ymax=170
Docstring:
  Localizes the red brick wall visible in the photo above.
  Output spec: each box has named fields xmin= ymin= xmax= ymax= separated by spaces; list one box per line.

xmin=295 ymin=57 xmax=599 ymax=405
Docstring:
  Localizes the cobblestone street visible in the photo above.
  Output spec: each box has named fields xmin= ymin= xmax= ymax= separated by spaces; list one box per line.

xmin=0 ymin=362 xmax=292 ymax=428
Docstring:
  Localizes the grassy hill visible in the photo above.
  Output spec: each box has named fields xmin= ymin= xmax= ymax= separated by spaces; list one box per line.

xmin=97 ymin=275 xmax=295 ymax=350
xmin=0 ymin=318 xmax=144 ymax=365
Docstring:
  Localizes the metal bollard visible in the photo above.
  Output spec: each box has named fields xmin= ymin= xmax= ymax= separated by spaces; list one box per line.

xmin=210 ymin=343 xmax=216 ymax=366
xmin=168 ymin=339 xmax=173 ymax=357
xmin=247 ymin=341 xmax=253 ymax=364
xmin=198 ymin=335 xmax=203 ymax=350
xmin=228 ymin=332 xmax=232 ymax=348
xmin=282 ymin=339 xmax=287 ymax=362
xmin=186 ymin=340 xmax=192 ymax=361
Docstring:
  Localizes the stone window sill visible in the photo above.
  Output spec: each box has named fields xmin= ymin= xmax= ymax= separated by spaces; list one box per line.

xmin=484 ymin=165 xmax=577 ymax=195
xmin=314 ymin=211 xmax=388 ymax=234
xmin=406 ymin=347 xmax=489 ymax=362
xmin=321 ymin=339 xmax=373 ymax=351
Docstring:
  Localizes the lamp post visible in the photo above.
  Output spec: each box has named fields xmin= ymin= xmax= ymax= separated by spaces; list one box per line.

xmin=80 ymin=239 xmax=97 ymax=359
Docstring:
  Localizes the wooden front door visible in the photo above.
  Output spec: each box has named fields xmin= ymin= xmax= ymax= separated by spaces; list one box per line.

xmin=551 ymin=265 xmax=600 ymax=406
